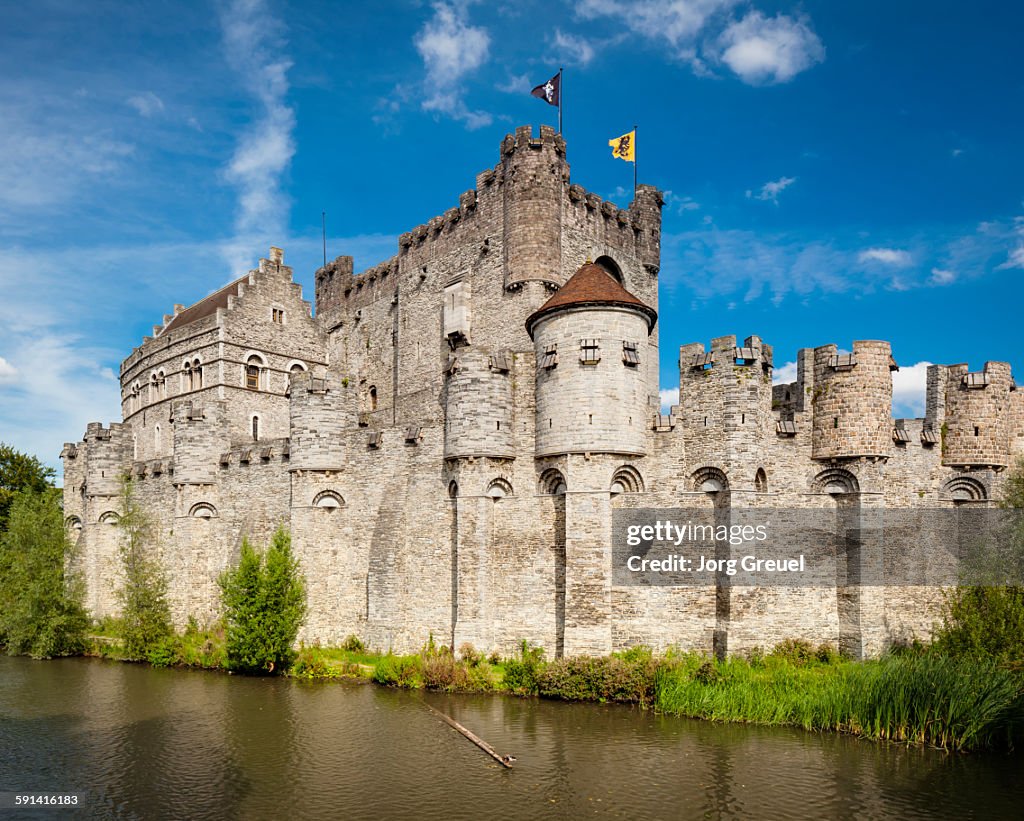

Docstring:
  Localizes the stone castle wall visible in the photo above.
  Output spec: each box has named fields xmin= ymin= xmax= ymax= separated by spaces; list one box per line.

xmin=63 ymin=126 xmax=1023 ymax=660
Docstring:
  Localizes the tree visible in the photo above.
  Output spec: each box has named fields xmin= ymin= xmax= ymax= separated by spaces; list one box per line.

xmin=0 ymin=488 xmax=88 ymax=658
xmin=116 ymin=478 xmax=172 ymax=661
xmin=220 ymin=527 xmax=306 ymax=674
xmin=934 ymin=457 xmax=1024 ymax=663
xmin=0 ymin=443 xmax=55 ymax=532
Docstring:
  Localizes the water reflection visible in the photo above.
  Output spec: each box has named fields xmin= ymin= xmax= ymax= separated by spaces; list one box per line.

xmin=0 ymin=657 xmax=1020 ymax=820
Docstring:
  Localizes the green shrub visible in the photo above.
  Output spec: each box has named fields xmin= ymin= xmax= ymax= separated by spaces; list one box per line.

xmin=538 ymin=655 xmax=659 ymax=704
xmin=147 ymin=636 xmax=179 ymax=668
xmin=220 ymin=527 xmax=307 ymax=675
xmin=341 ymin=634 xmax=366 ymax=653
xmin=292 ymin=646 xmax=338 ymax=679
xmin=0 ymin=489 xmax=88 ymax=658
xmin=373 ymin=654 xmax=424 ymax=688
xmin=502 ymin=640 xmax=545 ymax=695
xmin=770 ymin=638 xmax=817 ymax=666
xmin=933 ymin=586 xmax=1024 ymax=665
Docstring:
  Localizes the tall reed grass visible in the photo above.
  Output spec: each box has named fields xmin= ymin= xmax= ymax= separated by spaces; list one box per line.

xmin=654 ymin=650 xmax=1024 ymax=752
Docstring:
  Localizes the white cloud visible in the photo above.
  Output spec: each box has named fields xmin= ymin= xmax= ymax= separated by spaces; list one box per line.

xmin=578 ymin=0 xmax=738 ymax=49
xmin=0 ymin=356 xmax=17 ymax=384
xmin=858 ymin=247 xmax=912 ymax=266
xmin=1003 ymin=246 xmax=1024 ymax=269
xmin=664 ymin=190 xmax=700 ymax=212
xmin=892 ymin=361 xmax=933 ymax=418
xmin=746 ymin=176 xmax=796 ymax=204
xmin=219 ymin=0 xmax=296 ymax=269
xmin=951 ymin=148 xmax=964 ymax=157
xmin=554 ymin=28 xmax=596 ymax=66
xmin=660 ymin=387 xmax=679 ymax=411
xmin=414 ymin=2 xmax=492 ymax=129
xmin=772 ymin=360 xmax=797 ymax=385
xmin=715 ymin=12 xmax=824 ymax=85
xmin=126 ymin=91 xmax=165 ymax=117
xmin=997 ymin=218 xmax=1024 ymax=269
xmin=930 ymin=267 xmax=956 ymax=285
xmin=496 ymin=73 xmax=532 ymax=94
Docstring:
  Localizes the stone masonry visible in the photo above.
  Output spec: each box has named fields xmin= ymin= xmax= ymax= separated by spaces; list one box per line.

xmin=63 ymin=126 xmax=1024 ymax=659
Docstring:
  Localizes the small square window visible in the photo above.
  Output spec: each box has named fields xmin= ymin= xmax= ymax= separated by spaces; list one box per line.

xmin=580 ymin=339 xmax=600 ymax=364
xmin=622 ymin=341 xmax=640 ymax=366
xmin=272 ymin=308 xmax=285 ymax=324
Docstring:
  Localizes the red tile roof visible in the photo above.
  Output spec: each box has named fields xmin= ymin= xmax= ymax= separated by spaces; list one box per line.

xmin=161 ymin=275 xmax=248 ymax=334
xmin=526 ymin=263 xmax=656 ymax=337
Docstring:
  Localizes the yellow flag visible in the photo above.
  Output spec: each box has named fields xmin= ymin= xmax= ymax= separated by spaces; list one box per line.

xmin=609 ymin=130 xmax=635 ymax=162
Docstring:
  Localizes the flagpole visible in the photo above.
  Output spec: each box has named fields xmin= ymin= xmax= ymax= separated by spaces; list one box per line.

xmin=633 ymin=124 xmax=638 ymax=200
xmin=558 ymin=67 xmax=563 ymax=135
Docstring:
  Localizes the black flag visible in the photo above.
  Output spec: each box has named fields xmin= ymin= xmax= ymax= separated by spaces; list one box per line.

xmin=531 ymin=73 xmax=560 ymax=107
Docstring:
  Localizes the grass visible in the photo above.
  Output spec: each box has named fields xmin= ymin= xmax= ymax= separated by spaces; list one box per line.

xmin=654 ymin=647 xmax=1024 ymax=752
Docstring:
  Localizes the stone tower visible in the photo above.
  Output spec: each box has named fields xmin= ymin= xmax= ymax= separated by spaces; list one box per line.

xmin=526 ymin=262 xmax=657 ymax=458
xmin=812 ymin=341 xmax=896 ymax=460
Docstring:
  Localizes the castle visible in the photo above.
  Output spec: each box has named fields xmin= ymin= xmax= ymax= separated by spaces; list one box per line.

xmin=62 ymin=125 xmax=1024 ymax=659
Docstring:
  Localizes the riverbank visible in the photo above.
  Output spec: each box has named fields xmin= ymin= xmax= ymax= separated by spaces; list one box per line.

xmin=81 ymin=622 xmax=1024 ymax=754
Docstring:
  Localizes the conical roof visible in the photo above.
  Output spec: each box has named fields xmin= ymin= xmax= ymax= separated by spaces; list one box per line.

xmin=525 ymin=263 xmax=657 ymax=338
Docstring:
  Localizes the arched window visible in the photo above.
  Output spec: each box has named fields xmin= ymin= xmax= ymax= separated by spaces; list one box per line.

xmin=941 ymin=476 xmax=987 ymax=502
xmin=692 ymin=466 xmax=729 ymax=494
xmin=611 ymin=465 xmax=644 ymax=495
xmin=245 ymin=354 xmax=265 ymax=391
xmin=369 ymin=386 xmax=378 ymax=411
xmin=289 ymin=362 xmax=306 ymax=375
xmin=812 ymin=468 xmax=859 ymax=496
xmin=448 ymin=480 xmax=459 ymax=498
xmin=188 ymin=502 xmax=218 ymax=519
xmin=539 ymin=468 xmax=567 ymax=495
xmin=251 ymin=415 xmax=260 ymax=441
xmin=98 ymin=511 xmax=120 ymax=525
xmin=486 ymin=478 xmax=513 ymax=499
xmin=755 ymin=468 xmax=768 ymax=493
xmin=157 ymin=370 xmax=167 ymax=398
xmin=154 ymin=424 xmax=162 ymax=454
xmin=192 ymin=358 xmax=202 ymax=390
xmin=595 ymin=255 xmax=624 ymax=283
xmin=65 ymin=516 xmax=83 ymax=540
xmin=313 ymin=490 xmax=345 ymax=510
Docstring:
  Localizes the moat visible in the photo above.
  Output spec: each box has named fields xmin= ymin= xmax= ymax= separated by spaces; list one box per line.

xmin=2 ymin=656 xmax=1021 ymax=820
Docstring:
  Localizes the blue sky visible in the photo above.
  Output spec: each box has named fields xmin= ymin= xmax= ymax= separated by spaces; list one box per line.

xmin=1 ymin=0 xmax=1022 ymax=470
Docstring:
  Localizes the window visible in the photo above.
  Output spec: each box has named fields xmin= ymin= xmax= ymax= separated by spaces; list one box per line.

xmin=252 ymin=415 xmax=260 ymax=441
xmin=622 ymin=341 xmax=640 ymax=366
xmin=154 ymin=424 xmax=162 ymax=453
xmin=192 ymin=359 xmax=202 ymax=389
xmin=246 ymin=356 xmax=262 ymax=390
xmin=369 ymin=386 xmax=378 ymax=411
xmin=580 ymin=339 xmax=601 ymax=364
xmin=539 ymin=345 xmax=558 ymax=369
xmin=272 ymin=308 xmax=285 ymax=324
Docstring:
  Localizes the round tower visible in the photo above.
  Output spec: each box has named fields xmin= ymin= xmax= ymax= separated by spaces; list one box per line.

xmin=812 ymin=341 xmax=895 ymax=460
xmin=526 ymin=263 xmax=656 ymax=458
xmin=942 ymin=362 xmax=1013 ymax=467
xmin=501 ymin=124 xmax=568 ymax=289
xmin=443 ymin=351 xmax=515 ymax=459
xmin=288 ymin=373 xmax=353 ymax=470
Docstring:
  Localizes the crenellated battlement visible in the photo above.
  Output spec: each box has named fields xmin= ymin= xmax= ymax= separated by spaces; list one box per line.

xmin=314 ymin=125 xmax=663 ymax=322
